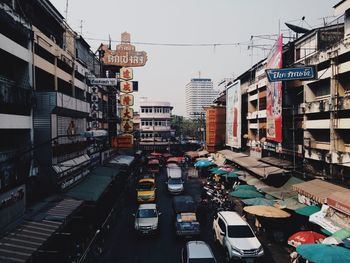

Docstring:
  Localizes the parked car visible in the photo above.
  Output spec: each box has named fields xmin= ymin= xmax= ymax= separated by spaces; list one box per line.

xmin=167 ymin=165 xmax=182 ymax=179
xmin=166 ymin=177 xmax=184 ymax=194
xmin=136 ymin=178 xmax=156 ymax=203
xmin=173 ymin=195 xmax=200 ymax=237
xmin=212 ymin=211 xmax=264 ymax=261
xmin=182 ymin=241 xmax=217 ymax=263
xmin=134 ymin=203 xmax=161 ymax=234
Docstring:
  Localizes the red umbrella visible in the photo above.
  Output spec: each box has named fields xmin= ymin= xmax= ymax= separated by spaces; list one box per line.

xmin=288 ymin=231 xmax=326 ymax=247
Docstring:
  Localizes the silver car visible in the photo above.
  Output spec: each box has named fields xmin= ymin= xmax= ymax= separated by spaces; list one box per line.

xmin=167 ymin=177 xmax=184 ymax=194
xmin=182 ymin=241 xmax=217 ymax=263
xmin=134 ymin=203 xmax=161 ymax=234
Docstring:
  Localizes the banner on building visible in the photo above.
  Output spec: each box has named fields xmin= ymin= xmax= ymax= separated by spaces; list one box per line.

xmin=266 ymin=34 xmax=283 ymax=142
xmin=226 ymin=80 xmax=241 ymax=148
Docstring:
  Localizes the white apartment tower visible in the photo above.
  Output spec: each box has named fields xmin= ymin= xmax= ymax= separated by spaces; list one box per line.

xmin=185 ymin=78 xmax=218 ymax=119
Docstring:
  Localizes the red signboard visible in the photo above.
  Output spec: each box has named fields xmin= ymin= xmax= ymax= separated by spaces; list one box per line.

xmin=111 ymin=135 xmax=134 ymax=149
xmin=266 ymin=34 xmax=283 ymax=142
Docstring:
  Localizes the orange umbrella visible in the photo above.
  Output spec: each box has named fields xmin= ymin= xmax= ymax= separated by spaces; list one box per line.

xmin=288 ymin=231 xmax=326 ymax=247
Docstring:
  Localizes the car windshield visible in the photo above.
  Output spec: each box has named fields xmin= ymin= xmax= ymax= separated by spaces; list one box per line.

xmin=227 ymin=225 xmax=255 ymax=238
xmin=189 ymin=259 xmax=216 ymax=263
xmin=137 ymin=182 xmax=154 ymax=190
xmin=137 ymin=209 xmax=157 ymax=218
xmin=168 ymin=178 xmax=182 ymax=184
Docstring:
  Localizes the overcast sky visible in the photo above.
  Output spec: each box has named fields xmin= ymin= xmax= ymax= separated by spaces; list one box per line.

xmin=50 ymin=0 xmax=339 ymax=115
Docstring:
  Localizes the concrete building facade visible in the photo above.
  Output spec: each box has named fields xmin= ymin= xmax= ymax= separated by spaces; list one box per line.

xmin=139 ymin=98 xmax=173 ymax=151
xmin=185 ymin=78 xmax=218 ymax=119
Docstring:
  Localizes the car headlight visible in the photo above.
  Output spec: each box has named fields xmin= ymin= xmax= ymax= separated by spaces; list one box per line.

xmin=231 ymin=245 xmax=243 ymax=255
xmin=257 ymin=246 xmax=264 ymax=254
xmin=151 ymin=224 xmax=158 ymax=230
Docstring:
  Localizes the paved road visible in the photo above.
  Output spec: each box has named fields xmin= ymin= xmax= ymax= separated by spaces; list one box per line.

xmin=98 ymin=165 xmax=285 ymax=263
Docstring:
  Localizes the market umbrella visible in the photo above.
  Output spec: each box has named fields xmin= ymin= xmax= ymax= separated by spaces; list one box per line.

xmin=288 ymin=231 xmax=326 ymax=247
xmin=243 ymin=205 xmax=291 ymax=218
xmin=296 ymin=244 xmax=350 ymax=263
xmin=235 ymin=185 xmax=257 ymax=191
xmin=222 ymin=171 xmax=240 ymax=178
xmin=242 ymin=197 xmax=275 ymax=206
xmin=218 ymin=167 xmax=234 ymax=172
xmin=246 ymin=178 xmax=261 ymax=186
xmin=229 ymin=189 xmax=264 ymax=199
xmin=194 ymin=160 xmax=215 ymax=168
xmin=295 ymin=205 xmax=321 ymax=217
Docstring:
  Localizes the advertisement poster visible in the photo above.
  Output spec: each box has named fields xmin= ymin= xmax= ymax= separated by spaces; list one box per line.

xmin=226 ymin=80 xmax=241 ymax=148
xmin=266 ymin=34 xmax=283 ymax=142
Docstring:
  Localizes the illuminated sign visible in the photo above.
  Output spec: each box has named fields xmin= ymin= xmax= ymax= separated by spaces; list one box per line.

xmin=120 ymin=67 xmax=133 ymax=81
xmin=111 ymin=135 xmax=134 ymax=149
xmin=101 ymin=32 xmax=148 ymax=67
xmin=121 ymin=120 xmax=134 ymax=133
xmin=120 ymin=81 xmax=133 ymax=93
xmin=266 ymin=66 xmax=317 ymax=82
xmin=121 ymin=107 xmax=134 ymax=119
xmin=120 ymin=94 xmax=134 ymax=106
xmin=89 ymin=78 xmax=118 ymax=86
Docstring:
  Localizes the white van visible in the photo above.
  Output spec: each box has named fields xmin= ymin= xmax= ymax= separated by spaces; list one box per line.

xmin=167 ymin=165 xmax=182 ymax=179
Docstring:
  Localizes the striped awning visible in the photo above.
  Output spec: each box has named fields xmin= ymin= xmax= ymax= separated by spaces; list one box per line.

xmin=0 ymin=198 xmax=83 ymax=263
xmin=0 ymin=220 xmax=60 ymax=263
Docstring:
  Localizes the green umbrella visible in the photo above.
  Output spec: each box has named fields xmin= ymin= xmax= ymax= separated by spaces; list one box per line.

xmin=296 ymin=244 xmax=350 ymax=263
xmin=209 ymin=168 xmax=228 ymax=175
xmin=332 ymin=228 xmax=350 ymax=241
xmin=320 ymin=228 xmax=333 ymax=236
xmin=222 ymin=172 xmax=239 ymax=178
xmin=194 ymin=160 xmax=215 ymax=168
xmin=242 ymin=197 xmax=275 ymax=206
xmin=235 ymin=185 xmax=257 ymax=191
xmin=229 ymin=189 xmax=264 ymax=199
xmin=295 ymin=205 xmax=321 ymax=216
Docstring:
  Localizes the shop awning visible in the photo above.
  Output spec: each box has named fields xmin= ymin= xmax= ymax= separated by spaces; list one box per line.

xmin=292 ymin=179 xmax=348 ymax=204
xmin=0 ymin=198 xmax=82 ymax=263
xmin=327 ymin=191 xmax=350 ymax=216
xmin=259 ymin=156 xmax=293 ymax=169
xmin=216 ymin=150 xmax=248 ymax=162
xmin=109 ymin=155 xmax=135 ymax=166
xmin=65 ymin=166 xmax=118 ymax=202
xmin=260 ymin=176 xmax=304 ymax=200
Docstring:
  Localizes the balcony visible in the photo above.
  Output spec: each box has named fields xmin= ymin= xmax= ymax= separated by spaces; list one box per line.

xmin=247 ymin=111 xmax=258 ymax=120
xmin=140 ymin=126 xmax=171 ymax=132
xmin=337 ymin=95 xmax=350 ymax=111
xmin=140 ymin=112 xmax=171 ymax=119
xmin=0 ymin=76 xmax=32 ymax=115
xmin=248 ymin=93 xmax=258 ymax=102
xmin=304 ymin=98 xmax=330 ymax=114
xmin=305 ymin=119 xmax=330 ymax=129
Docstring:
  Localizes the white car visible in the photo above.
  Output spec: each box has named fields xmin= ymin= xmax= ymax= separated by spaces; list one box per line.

xmin=182 ymin=241 xmax=217 ymax=263
xmin=134 ymin=203 xmax=161 ymax=234
xmin=213 ymin=211 xmax=264 ymax=261
xmin=166 ymin=177 xmax=184 ymax=194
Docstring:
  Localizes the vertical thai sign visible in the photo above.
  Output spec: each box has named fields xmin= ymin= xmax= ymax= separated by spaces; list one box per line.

xmin=226 ymin=80 xmax=241 ymax=148
xmin=266 ymin=34 xmax=283 ymax=142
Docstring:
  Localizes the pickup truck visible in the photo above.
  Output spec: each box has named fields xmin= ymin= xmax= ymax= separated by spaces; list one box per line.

xmin=173 ymin=195 xmax=200 ymax=237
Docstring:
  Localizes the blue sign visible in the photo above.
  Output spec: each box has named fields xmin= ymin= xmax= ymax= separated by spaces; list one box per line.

xmin=266 ymin=66 xmax=317 ymax=82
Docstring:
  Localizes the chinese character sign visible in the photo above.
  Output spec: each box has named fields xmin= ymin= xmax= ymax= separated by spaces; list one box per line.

xmin=120 ymin=81 xmax=133 ymax=93
xmin=226 ymin=80 xmax=241 ymax=148
xmin=121 ymin=120 xmax=134 ymax=133
xmin=120 ymin=94 xmax=134 ymax=106
xmin=121 ymin=107 xmax=134 ymax=119
xmin=120 ymin=67 xmax=133 ymax=81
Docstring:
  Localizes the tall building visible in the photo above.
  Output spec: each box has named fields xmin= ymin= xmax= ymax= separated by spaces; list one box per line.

xmin=185 ymin=78 xmax=218 ymax=119
xmin=139 ymin=98 xmax=173 ymax=151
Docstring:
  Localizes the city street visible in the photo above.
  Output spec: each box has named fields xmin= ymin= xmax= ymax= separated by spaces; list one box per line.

xmin=98 ymin=165 xmax=283 ymax=263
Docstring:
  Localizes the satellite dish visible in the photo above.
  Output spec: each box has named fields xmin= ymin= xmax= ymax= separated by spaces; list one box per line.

xmin=285 ymin=23 xmax=310 ymax=34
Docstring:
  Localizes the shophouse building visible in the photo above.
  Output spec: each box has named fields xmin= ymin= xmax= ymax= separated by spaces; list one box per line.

xmin=139 ymin=98 xmax=174 ymax=151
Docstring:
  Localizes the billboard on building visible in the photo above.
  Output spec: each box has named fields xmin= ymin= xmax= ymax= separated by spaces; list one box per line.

xmin=266 ymin=34 xmax=283 ymax=142
xmin=226 ymin=80 xmax=241 ymax=148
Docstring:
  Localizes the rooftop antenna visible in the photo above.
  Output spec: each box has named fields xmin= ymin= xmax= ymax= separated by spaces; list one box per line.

xmin=108 ymin=34 xmax=112 ymax=49
xmin=65 ymin=0 xmax=68 ymax=21
xmin=198 ymin=71 xmax=201 ymax=79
